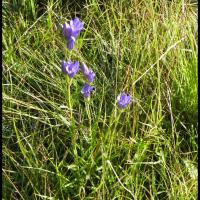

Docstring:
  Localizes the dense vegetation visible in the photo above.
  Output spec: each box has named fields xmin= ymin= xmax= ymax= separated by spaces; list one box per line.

xmin=3 ymin=0 xmax=197 ymax=199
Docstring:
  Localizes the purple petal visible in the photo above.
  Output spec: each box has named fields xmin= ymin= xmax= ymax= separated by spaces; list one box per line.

xmin=117 ymin=92 xmax=131 ymax=109
xmin=67 ymin=61 xmax=79 ymax=78
xmin=61 ymin=59 xmax=68 ymax=74
xmin=72 ymin=61 xmax=80 ymax=74
xmin=87 ymin=71 xmax=95 ymax=82
xmin=81 ymin=63 xmax=95 ymax=82
xmin=70 ymin=17 xmax=84 ymax=38
xmin=61 ymin=60 xmax=79 ymax=78
xmin=62 ymin=23 xmax=72 ymax=39
xmin=67 ymin=37 xmax=76 ymax=50
xmin=81 ymin=83 xmax=94 ymax=98
xmin=82 ymin=63 xmax=90 ymax=74
xmin=71 ymin=17 xmax=84 ymax=31
xmin=62 ymin=17 xmax=84 ymax=50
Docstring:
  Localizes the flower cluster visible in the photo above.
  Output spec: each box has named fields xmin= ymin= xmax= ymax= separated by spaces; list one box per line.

xmin=61 ymin=17 xmax=131 ymax=108
xmin=61 ymin=17 xmax=94 ymax=98
xmin=62 ymin=17 xmax=84 ymax=50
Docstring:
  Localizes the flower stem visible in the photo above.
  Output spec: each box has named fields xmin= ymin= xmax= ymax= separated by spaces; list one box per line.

xmin=67 ymin=77 xmax=73 ymax=120
xmin=86 ymin=98 xmax=92 ymax=134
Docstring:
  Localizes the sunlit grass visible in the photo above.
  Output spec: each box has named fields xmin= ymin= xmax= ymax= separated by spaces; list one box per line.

xmin=3 ymin=0 xmax=197 ymax=199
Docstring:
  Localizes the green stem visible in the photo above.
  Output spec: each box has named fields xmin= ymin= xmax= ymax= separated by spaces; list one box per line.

xmin=86 ymin=98 xmax=92 ymax=135
xmin=67 ymin=77 xmax=73 ymax=120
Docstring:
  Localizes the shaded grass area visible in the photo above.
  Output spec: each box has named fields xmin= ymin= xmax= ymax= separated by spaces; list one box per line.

xmin=3 ymin=0 xmax=197 ymax=199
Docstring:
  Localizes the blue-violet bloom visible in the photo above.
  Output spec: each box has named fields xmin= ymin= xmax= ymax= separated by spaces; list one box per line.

xmin=81 ymin=83 xmax=94 ymax=98
xmin=62 ymin=17 xmax=84 ymax=50
xmin=117 ymin=92 xmax=131 ymax=109
xmin=61 ymin=60 xmax=79 ymax=78
xmin=66 ymin=36 xmax=76 ymax=50
xmin=82 ymin=63 xmax=95 ymax=82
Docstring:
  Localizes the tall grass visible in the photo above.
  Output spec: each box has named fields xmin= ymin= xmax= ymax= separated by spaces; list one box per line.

xmin=3 ymin=0 xmax=197 ymax=199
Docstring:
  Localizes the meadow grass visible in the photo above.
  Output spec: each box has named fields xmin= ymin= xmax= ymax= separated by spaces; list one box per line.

xmin=2 ymin=0 xmax=198 ymax=199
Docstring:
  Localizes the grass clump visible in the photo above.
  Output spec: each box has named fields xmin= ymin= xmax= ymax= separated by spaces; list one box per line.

xmin=3 ymin=0 xmax=197 ymax=199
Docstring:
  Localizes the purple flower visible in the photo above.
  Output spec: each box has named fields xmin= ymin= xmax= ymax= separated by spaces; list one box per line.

xmin=82 ymin=63 xmax=95 ymax=82
xmin=81 ymin=83 xmax=94 ymax=98
xmin=117 ymin=92 xmax=131 ymax=109
xmin=66 ymin=36 xmax=76 ymax=50
xmin=61 ymin=60 xmax=79 ymax=78
xmin=62 ymin=17 xmax=84 ymax=50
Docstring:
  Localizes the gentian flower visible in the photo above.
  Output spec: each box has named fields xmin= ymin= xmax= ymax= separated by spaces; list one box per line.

xmin=61 ymin=17 xmax=84 ymax=50
xmin=81 ymin=83 xmax=94 ymax=98
xmin=67 ymin=37 xmax=76 ymax=50
xmin=117 ymin=92 xmax=131 ymax=109
xmin=61 ymin=60 xmax=79 ymax=78
xmin=82 ymin=63 xmax=95 ymax=82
